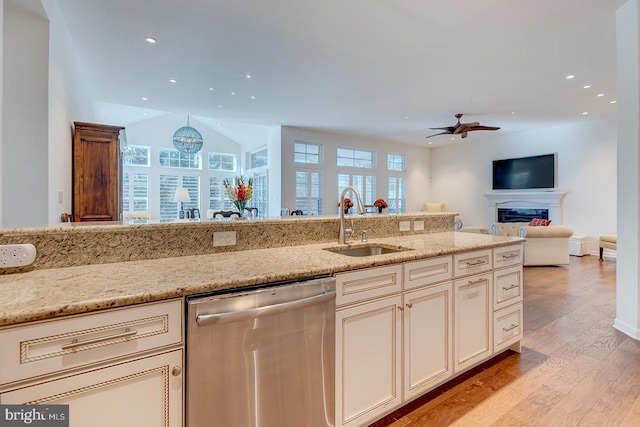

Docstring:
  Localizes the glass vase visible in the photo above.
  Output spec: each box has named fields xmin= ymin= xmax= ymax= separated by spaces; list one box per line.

xmin=233 ymin=200 xmax=247 ymax=218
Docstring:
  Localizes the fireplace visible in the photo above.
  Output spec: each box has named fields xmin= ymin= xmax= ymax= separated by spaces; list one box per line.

xmin=497 ymin=208 xmax=549 ymax=223
xmin=485 ymin=191 xmax=567 ymax=225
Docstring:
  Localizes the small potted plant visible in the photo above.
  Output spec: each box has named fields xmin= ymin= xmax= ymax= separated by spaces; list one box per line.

xmin=374 ymin=198 xmax=388 ymax=213
xmin=339 ymin=198 xmax=354 ymax=214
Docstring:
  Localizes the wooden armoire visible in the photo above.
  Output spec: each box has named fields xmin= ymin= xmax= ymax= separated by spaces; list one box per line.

xmin=72 ymin=122 xmax=125 ymax=222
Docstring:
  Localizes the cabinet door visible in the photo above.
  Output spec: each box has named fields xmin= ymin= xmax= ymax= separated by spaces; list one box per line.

xmin=1 ymin=349 xmax=183 ymax=427
xmin=454 ymin=273 xmax=493 ymax=372
xmin=403 ymin=282 xmax=453 ymax=400
xmin=336 ymin=295 xmax=402 ymax=427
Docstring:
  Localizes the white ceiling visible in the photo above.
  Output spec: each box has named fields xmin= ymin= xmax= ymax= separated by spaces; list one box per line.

xmin=54 ymin=0 xmax=624 ymax=146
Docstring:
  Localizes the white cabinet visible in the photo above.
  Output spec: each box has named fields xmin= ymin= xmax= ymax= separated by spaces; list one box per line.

xmin=336 ymin=295 xmax=402 ymax=427
xmin=403 ymin=282 xmax=452 ymax=400
xmin=1 ymin=349 xmax=183 ymax=427
xmin=453 ymin=273 xmax=493 ymax=372
xmin=0 ymin=299 xmax=184 ymax=427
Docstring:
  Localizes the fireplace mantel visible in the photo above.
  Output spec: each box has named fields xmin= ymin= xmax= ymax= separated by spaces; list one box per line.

xmin=485 ymin=191 xmax=567 ymax=224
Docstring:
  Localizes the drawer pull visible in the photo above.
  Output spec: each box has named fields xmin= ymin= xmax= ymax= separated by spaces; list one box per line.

xmin=467 ymin=278 xmax=487 ymax=285
xmin=502 ymin=253 xmax=519 ymax=259
xmin=466 ymin=259 xmax=487 ymax=267
xmin=406 ymin=302 xmax=413 ymax=309
xmin=502 ymin=284 xmax=519 ymax=291
xmin=503 ymin=324 xmax=519 ymax=332
xmin=61 ymin=328 xmax=137 ymax=351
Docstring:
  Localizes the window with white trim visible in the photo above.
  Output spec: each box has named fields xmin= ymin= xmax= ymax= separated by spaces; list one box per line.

xmin=159 ymin=149 xmax=201 ymax=169
xmin=122 ymin=146 xmax=150 ymax=167
xmin=122 ymin=172 xmax=149 ymax=212
xmin=251 ymin=174 xmax=268 ymax=216
xmin=388 ymin=176 xmax=406 ymax=214
xmin=159 ymin=174 xmax=200 ymax=222
xmin=338 ymin=173 xmax=376 ymax=208
xmin=249 ymin=148 xmax=268 ymax=169
xmin=337 ymin=148 xmax=374 ymax=168
xmin=294 ymin=142 xmax=321 ymax=164
xmin=296 ymin=170 xmax=322 ymax=215
xmin=208 ymin=176 xmax=234 ymax=211
xmin=387 ymin=153 xmax=406 ymax=172
xmin=208 ymin=152 xmax=237 ymax=172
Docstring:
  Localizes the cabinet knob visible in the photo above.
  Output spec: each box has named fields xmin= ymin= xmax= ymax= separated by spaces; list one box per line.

xmin=406 ymin=302 xmax=413 ymax=309
xmin=171 ymin=366 xmax=182 ymax=377
xmin=397 ymin=305 xmax=404 ymax=311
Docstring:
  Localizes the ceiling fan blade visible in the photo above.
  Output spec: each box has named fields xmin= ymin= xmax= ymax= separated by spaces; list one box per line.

xmin=429 ymin=126 xmax=454 ymax=132
xmin=425 ymin=131 xmax=451 ymax=139
xmin=466 ymin=125 xmax=501 ymax=131
xmin=454 ymin=122 xmax=481 ymax=133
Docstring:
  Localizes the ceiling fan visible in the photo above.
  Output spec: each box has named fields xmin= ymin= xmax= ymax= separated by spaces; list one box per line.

xmin=426 ymin=114 xmax=500 ymax=139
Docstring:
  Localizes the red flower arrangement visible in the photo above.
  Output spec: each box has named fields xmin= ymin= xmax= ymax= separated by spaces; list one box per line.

xmin=374 ymin=198 xmax=388 ymax=208
xmin=338 ymin=198 xmax=354 ymax=209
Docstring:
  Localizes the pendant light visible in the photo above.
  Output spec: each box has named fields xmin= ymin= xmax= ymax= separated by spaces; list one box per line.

xmin=172 ymin=115 xmax=203 ymax=154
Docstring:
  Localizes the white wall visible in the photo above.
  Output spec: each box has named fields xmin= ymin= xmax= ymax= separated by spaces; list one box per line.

xmin=2 ymin=1 xmax=49 ymax=227
xmin=42 ymin=0 xmax=95 ymax=224
xmin=281 ymin=126 xmax=431 ymax=215
xmin=430 ymin=117 xmax=617 ymax=252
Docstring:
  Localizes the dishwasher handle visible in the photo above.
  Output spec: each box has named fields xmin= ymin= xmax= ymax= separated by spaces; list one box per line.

xmin=195 ymin=290 xmax=336 ymax=326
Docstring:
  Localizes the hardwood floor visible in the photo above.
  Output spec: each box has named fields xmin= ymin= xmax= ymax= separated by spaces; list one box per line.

xmin=372 ymin=255 xmax=637 ymax=427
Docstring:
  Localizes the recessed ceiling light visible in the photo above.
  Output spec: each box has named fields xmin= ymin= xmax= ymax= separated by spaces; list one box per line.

xmin=610 ymin=100 xmax=617 ymax=104
xmin=428 ymin=142 xmax=433 ymax=145
xmin=582 ymin=112 xmax=589 ymax=115
xmin=209 ymin=87 xmax=214 ymax=91
xmin=451 ymin=137 xmax=455 ymax=140
xmin=218 ymin=105 xmax=223 ymax=108
xmin=566 ymin=75 xmax=575 ymax=79
xmin=145 ymin=37 xmax=157 ymax=44
xmin=169 ymin=79 xmax=177 ymax=83
xmin=250 ymin=95 xmax=256 ymax=99
xmin=597 ymin=93 xmax=605 ymax=97
xmin=511 ymin=111 xmax=515 ymax=115
xmin=231 ymin=92 xmax=236 ymax=95
xmin=141 ymin=97 xmax=148 ymax=101
xmin=583 ymin=85 xmax=592 ymax=89
xmin=246 ymin=74 xmax=252 ymax=79
xmin=404 ymin=116 xmax=409 ymax=119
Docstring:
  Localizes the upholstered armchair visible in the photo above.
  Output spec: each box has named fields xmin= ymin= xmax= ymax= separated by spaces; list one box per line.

xmin=490 ymin=222 xmax=574 ymax=266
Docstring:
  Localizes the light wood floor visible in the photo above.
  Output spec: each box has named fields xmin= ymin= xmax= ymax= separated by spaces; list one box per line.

xmin=372 ymin=255 xmax=639 ymax=427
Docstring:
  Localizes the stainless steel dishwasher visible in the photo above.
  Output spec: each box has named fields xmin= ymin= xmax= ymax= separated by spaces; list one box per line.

xmin=186 ymin=276 xmax=336 ymax=427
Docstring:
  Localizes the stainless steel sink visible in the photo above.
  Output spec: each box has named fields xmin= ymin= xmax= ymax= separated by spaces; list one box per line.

xmin=324 ymin=244 xmax=412 ymax=257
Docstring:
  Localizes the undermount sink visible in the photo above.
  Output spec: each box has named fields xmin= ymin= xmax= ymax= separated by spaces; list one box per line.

xmin=324 ymin=244 xmax=413 ymax=257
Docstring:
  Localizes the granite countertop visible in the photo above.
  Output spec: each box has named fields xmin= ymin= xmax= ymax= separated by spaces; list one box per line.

xmin=0 ymin=232 xmax=523 ymax=327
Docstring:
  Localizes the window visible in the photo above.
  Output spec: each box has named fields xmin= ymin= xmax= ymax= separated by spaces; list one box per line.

xmin=208 ymin=176 xmax=234 ymax=211
xmin=122 ymin=146 xmax=150 ymax=167
xmin=159 ymin=149 xmax=201 ymax=169
xmin=122 ymin=172 xmax=149 ymax=212
xmin=338 ymin=173 xmax=376 ymax=207
xmin=294 ymin=142 xmax=321 ymax=164
xmin=208 ymin=153 xmax=237 ymax=172
xmin=249 ymin=148 xmax=268 ymax=169
xmin=159 ymin=174 xmax=200 ymax=222
xmin=296 ymin=170 xmax=322 ymax=215
xmin=387 ymin=153 xmax=406 ymax=172
xmin=388 ymin=176 xmax=406 ymax=214
xmin=337 ymin=148 xmax=374 ymax=168
xmin=251 ymin=174 xmax=268 ymax=216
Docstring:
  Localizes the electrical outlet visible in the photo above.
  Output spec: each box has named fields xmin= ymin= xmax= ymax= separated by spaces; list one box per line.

xmin=414 ymin=221 xmax=425 ymax=231
xmin=213 ymin=231 xmax=237 ymax=247
xmin=399 ymin=221 xmax=411 ymax=232
xmin=0 ymin=244 xmax=37 ymax=268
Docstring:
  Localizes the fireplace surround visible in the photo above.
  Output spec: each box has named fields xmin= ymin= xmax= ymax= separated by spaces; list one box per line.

xmin=485 ymin=191 xmax=567 ymax=224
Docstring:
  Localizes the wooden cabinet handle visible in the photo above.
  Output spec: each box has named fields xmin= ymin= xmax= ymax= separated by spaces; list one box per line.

xmin=171 ymin=366 xmax=182 ymax=377
xmin=501 ymin=253 xmax=519 ymax=259
xmin=466 ymin=259 xmax=487 ymax=267
xmin=502 ymin=284 xmax=519 ymax=291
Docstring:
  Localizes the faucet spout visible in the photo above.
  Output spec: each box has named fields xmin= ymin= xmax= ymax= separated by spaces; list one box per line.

xmin=339 ymin=186 xmax=365 ymax=244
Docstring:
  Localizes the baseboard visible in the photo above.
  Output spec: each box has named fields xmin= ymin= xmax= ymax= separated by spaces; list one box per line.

xmin=614 ymin=318 xmax=640 ymax=339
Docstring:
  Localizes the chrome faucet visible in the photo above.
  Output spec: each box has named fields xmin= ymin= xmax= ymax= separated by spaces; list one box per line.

xmin=339 ymin=186 xmax=365 ymax=244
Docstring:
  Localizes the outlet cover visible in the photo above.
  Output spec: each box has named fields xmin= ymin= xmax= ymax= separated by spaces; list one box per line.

xmin=414 ymin=221 xmax=425 ymax=231
xmin=399 ymin=221 xmax=411 ymax=232
xmin=213 ymin=231 xmax=237 ymax=247
xmin=0 ymin=244 xmax=37 ymax=268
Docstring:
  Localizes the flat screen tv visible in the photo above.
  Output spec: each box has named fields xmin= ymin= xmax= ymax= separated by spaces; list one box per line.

xmin=492 ymin=154 xmax=556 ymax=190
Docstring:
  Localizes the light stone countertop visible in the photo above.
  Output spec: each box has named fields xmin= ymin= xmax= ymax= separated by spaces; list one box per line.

xmin=0 ymin=232 xmax=523 ymax=327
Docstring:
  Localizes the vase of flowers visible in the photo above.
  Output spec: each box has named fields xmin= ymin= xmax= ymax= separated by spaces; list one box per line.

xmin=339 ymin=197 xmax=354 ymax=214
xmin=223 ymin=176 xmax=253 ymax=218
xmin=374 ymin=198 xmax=388 ymax=213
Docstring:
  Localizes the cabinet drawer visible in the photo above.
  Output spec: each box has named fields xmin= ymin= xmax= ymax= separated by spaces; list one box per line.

xmin=454 ymin=249 xmax=492 ymax=278
xmin=335 ymin=264 xmax=403 ymax=306
xmin=494 ymin=244 xmax=523 ymax=269
xmin=0 ymin=299 xmax=183 ymax=385
xmin=403 ymin=256 xmax=453 ymax=290
xmin=493 ymin=265 xmax=523 ymax=310
xmin=493 ymin=303 xmax=523 ymax=353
